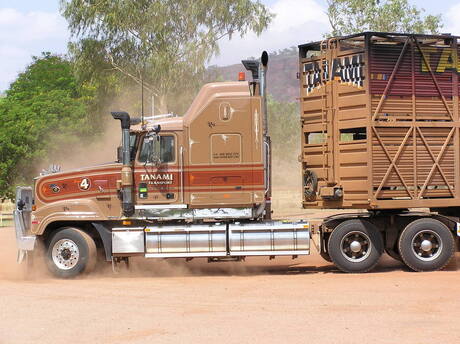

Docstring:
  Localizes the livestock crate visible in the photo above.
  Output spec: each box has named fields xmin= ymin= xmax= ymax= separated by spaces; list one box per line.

xmin=299 ymin=32 xmax=460 ymax=210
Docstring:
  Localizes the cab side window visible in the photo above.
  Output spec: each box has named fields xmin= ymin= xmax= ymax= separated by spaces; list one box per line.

xmin=138 ymin=135 xmax=175 ymax=163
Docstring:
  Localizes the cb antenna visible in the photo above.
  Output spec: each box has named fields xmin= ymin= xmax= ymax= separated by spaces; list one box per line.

xmin=141 ymin=63 xmax=145 ymax=128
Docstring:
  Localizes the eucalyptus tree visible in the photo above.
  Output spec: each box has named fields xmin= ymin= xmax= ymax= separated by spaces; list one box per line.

xmin=326 ymin=0 xmax=442 ymax=36
xmin=61 ymin=0 xmax=273 ymax=114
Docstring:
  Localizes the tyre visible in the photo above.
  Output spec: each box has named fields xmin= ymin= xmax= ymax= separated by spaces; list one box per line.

xmin=328 ymin=219 xmax=383 ymax=273
xmin=385 ymin=248 xmax=402 ymax=262
xmin=46 ymin=227 xmax=97 ymax=278
xmin=398 ymin=218 xmax=455 ymax=272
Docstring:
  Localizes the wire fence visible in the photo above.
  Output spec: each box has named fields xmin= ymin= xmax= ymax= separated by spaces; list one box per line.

xmin=0 ymin=202 xmax=14 ymax=227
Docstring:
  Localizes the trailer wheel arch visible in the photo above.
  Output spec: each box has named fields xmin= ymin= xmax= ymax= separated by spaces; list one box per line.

xmin=322 ymin=212 xmax=457 ymax=239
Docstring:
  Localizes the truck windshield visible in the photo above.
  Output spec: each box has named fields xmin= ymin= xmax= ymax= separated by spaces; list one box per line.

xmin=138 ymin=135 xmax=175 ymax=164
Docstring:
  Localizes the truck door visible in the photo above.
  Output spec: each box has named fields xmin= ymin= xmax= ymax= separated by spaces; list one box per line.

xmin=134 ymin=133 xmax=181 ymax=205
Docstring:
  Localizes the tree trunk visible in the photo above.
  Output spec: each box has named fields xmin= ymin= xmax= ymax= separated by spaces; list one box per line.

xmin=157 ymin=94 xmax=168 ymax=114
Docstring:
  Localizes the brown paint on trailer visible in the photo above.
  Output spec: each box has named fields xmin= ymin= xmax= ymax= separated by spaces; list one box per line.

xmin=299 ymin=32 xmax=460 ymax=210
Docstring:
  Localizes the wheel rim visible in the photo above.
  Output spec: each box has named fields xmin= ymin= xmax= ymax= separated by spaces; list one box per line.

xmin=52 ymin=239 xmax=80 ymax=270
xmin=340 ymin=231 xmax=372 ymax=262
xmin=411 ymin=230 xmax=442 ymax=261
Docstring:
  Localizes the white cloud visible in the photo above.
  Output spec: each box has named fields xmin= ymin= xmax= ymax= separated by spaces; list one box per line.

xmin=444 ymin=3 xmax=460 ymax=35
xmin=210 ymin=0 xmax=329 ymax=66
xmin=0 ymin=8 xmax=69 ymax=91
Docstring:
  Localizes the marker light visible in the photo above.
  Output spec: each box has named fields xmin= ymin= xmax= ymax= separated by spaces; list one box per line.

xmin=238 ymin=72 xmax=246 ymax=81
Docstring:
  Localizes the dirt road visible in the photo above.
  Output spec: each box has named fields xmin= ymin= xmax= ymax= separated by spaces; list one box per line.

xmin=0 ymin=226 xmax=459 ymax=344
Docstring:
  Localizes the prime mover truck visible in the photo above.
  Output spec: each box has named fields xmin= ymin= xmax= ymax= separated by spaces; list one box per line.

xmin=14 ymin=32 xmax=460 ymax=277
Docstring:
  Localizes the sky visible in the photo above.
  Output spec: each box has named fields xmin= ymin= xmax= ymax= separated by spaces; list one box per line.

xmin=1 ymin=0 xmax=460 ymax=91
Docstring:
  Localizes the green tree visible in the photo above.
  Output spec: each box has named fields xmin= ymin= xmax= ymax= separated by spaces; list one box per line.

xmin=61 ymin=0 xmax=273 ymax=115
xmin=0 ymin=53 xmax=96 ymax=200
xmin=326 ymin=0 xmax=442 ymax=36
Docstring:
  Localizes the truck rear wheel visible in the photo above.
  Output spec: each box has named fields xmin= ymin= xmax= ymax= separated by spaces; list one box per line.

xmin=46 ymin=227 xmax=97 ymax=278
xmin=328 ymin=219 xmax=383 ymax=273
xmin=398 ymin=218 xmax=455 ymax=272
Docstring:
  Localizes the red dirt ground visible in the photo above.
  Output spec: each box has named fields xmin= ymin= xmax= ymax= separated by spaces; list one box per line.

xmin=0 ymin=225 xmax=459 ymax=344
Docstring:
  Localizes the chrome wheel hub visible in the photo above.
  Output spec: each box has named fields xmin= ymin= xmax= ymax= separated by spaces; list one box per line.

xmin=340 ymin=231 xmax=371 ymax=262
xmin=411 ymin=230 xmax=442 ymax=261
xmin=350 ymin=241 xmax=362 ymax=253
xmin=52 ymin=239 xmax=80 ymax=270
xmin=420 ymin=239 xmax=433 ymax=252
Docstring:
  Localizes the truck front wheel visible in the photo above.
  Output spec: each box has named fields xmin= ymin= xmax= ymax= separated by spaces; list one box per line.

xmin=46 ymin=227 xmax=97 ymax=278
xmin=328 ymin=219 xmax=383 ymax=273
xmin=398 ymin=218 xmax=455 ymax=272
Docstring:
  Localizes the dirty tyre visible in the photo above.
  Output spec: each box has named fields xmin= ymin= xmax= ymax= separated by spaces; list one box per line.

xmin=328 ymin=220 xmax=383 ymax=273
xmin=46 ymin=227 xmax=97 ymax=278
xmin=398 ymin=218 xmax=455 ymax=272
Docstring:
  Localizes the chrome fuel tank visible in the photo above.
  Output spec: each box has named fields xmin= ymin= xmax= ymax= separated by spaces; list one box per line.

xmin=112 ymin=221 xmax=310 ymax=258
xmin=145 ymin=223 xmax=227 ymax=258
xmin=229 ymin=221 xmax=309 ymax=256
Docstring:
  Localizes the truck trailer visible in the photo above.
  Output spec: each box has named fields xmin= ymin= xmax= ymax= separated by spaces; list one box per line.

xmin=14 ymin=32 xmax=460 ymax=277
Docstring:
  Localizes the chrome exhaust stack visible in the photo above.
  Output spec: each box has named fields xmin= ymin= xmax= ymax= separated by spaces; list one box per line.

xmin=260 ymin=51 xmax=269 ymax=136
xmin=259 ymin=51 xmax=272 ymax=220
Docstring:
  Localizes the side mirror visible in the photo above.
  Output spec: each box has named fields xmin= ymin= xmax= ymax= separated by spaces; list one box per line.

xmin=144 ymin=133 xmax=162 ymax=166
xmin=117 ymin=146 xmax=123 ymax=163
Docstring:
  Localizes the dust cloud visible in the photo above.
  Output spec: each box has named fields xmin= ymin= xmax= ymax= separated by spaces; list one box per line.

xmin=45 ymin=119 xmax=121 ymax=172
xmin=39 ymin=88 xmax=151 ymax=173
xmin=270 ymin=154 xmax=304 ymax=218
xmin=0 ymin=227 xmax=54 ymax=281
xmin=89 ymin=257 xmax=272 ymax=279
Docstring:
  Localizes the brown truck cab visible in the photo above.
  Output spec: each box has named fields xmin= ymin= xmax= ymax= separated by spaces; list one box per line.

xmin=14 ymin=52 xmax=310 ymax=278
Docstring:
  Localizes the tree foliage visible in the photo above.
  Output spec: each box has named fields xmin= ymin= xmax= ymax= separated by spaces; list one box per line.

xmin=61 ymin=0 xmax=273 ymax=114
xmin=0 ymin=53 xmax=97 ymax=200
xmin=326 ymin=0 xmax=442 ymax=36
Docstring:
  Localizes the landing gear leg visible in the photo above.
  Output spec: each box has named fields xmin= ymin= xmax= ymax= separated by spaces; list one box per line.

xmin=112 ymin=257 xmax=130 ymax=274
